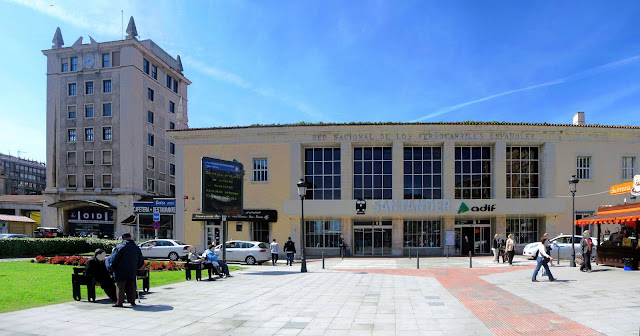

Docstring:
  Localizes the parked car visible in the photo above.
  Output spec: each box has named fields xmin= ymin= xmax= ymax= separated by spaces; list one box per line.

xmin=139 ymin=239 xmax=191 ymax=261
xmin=33 ymin=227 xmax=62 ymax=238
xmin=0 ymin=233 xmax=31 ymax=239
xmin=522 ymin=235 xmax=598 ymax=262
xmin=214 ymin=240 xmax=270 ymax=265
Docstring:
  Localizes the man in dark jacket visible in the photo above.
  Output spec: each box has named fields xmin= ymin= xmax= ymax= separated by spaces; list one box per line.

xmin=284 ymin=237 xmax=296 ymax=266
xmin=84 ymin=248 xmax=116 ymax=301
xmin=108 ymin=232 xmax=144 ymax=307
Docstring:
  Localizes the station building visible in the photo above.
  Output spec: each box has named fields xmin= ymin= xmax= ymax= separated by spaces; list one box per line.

xmin=171 ymin=113 xmax=640 ymax=257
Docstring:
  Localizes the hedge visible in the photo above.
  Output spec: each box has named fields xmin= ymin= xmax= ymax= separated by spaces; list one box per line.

xmin=0 ymin=238 xmax=119 ymax=258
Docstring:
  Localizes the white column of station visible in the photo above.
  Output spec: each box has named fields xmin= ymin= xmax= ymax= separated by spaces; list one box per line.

xmin=340 ymin=142 xmax=353 ymax=252
xmin=392 ymin=141 xmax=404 ymax=256
xmin=442 ymin=141 xmax=456 ymax=255
xmin=494 ymin=141 xmax=507 ymax=236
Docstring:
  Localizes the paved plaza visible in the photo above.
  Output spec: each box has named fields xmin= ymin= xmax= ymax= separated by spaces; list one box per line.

xmin=0 ymin=256 xmax=639 ymax=335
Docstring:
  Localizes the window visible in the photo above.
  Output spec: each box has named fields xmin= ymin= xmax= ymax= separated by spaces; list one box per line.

xmin=68 ymin=129 xmax=76 ymax=142
xmin=304 ymin=148 xmax=341 ymax=200
xmin=305 ymin=220 xmax=341 ymax=248
xmin=506 ymin=218 xmax=538 ymax=245
xmin=102 ymin=53 xmax=110 ymax=68
xmin=102 ymin=150 xmax=112 ymax=165
xmin=102 ymin=127 xmax=112 ymax=141
xmin=169 ymin=101 xmax=175 ymax=113
xmin=85 ymin=175 xmax=94 ymax=189
xmin=575 ymin=211 xmax=595 ymax=235
xmin=148 ymin=133 xmax=154 ymax=147
xmin=143 ymin=59 xmax=150 ymax=74
xmin=103 ymin=103 xmax=111 ymax=116
xmin=68 ymin=83 xmax=76 ymax=96
xmin=147 ymin=156 xmax=155 ymax=170
xmin=576 ymin=156 xmax=591 ymax=180
xmin=622 ymin=156 xmax=635 ymax=179
xmin=404 ymin=220 xmax=441 ymax=247
xmin=147 ymin=178 xmax=155 ymax=192
xmin=173 ymin=79 xmax=178 ymax=93
xmin=67 ymin=152 xmax=76 ymax=166
xmin=67 ymin=175 xmax=77 ymax=188
xmin=148 ymin=88 xmax=154 ymax=101
xmin=169 ymin=142 xmax=175 ymax=155
xmin=169 ymin=121 xmax=175 ymax=130
xmin=507 ymin=146 xmax=539 ymax=199
xmin=68 ymin=106 xmax=76 ymax=119
xmin=85 ymin=128 xmax=94 ymax=141
xmin=236 ymin=223 xmax=242 ymax=232
xmin=84 ymin=151 xmax=94 ymax=165
xmin=112 ymin=51 xmax=120 ymax=66
xmin=70 ymin=57 xmax=78 ymax=71
xmin=169 ymin=184 xmax=175 ymax=197
xmin=61 ymin=59 xmax=68 ymax=72
xmin=166 ymin=75 xmax=172 ymax=88
xmin=252 ymin=158 xmax=268 ymax=182
xmin=102 ymin=175 xmax=112 ymax=189
xmin=353 ymin=147 xmax=392 ymax=199
xmin=85 ymin=81 xmax=93 ymax=95
xmin=169 ymin=163 xmax=175 ymax=176
xmin=404 ymin=147 xmax=442 ymax=199
xmin=103 ymin=79 xmax=111 ymax=93
xmin=455 ymin=146 xmax=491 ymax=199
xmin=85 ymin=105 xmax=93 ymax=118
xmin=147 ymin=111 xmax=154 ymax=124
xmin=151 ymin=65 xmax=157 ymax=79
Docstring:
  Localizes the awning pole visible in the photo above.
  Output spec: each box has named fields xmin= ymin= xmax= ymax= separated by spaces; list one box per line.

xmin=136 ymin=214 xmax=140 ymax=241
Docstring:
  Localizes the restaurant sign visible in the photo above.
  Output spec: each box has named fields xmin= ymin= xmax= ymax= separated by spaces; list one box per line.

xmin=133 ymin=199 xmax=176 ymax=214
xmin=610 ymin=175 xmax=640 ymax=196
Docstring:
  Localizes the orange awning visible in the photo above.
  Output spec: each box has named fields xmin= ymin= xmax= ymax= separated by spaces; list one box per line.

xmin=575 ymin=203 xmax=640 ymax=227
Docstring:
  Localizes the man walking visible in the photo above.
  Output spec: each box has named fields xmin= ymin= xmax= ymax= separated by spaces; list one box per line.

xmin=108 ymin=233 xmax=144 ymax=307
xmin=283 ymin=237 xmax=296 ymax=266
xmin=270 ymin=239 xmax=280 ymax=266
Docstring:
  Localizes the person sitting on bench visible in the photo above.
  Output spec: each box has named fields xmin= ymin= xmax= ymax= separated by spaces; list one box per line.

xmin=84 ymin=248 xmax=116 ymax=301
xmin=203 ymin=245 xmax=231 ymax=278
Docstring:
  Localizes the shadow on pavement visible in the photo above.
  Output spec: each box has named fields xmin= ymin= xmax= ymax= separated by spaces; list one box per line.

xmin=132 ymin=304 xmax=174 ymax=312
xmin=588 ymin=269 xmax=612 ymax=272
xmin=243 ymin=271 xmax=300 ymax=276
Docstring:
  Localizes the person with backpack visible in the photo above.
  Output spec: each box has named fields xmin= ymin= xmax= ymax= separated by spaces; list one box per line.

xmin=283 ymin=237 xmax=296 ymax=266
xmin=580 ymin=230 xmax=593 ymax=272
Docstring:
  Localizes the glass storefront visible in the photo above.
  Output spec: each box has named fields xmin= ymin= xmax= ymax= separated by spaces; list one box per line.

xmin=353 ymin=221 xmax=392 ymax=256
xmin=455 ymin=219 xmax=491 ymax=255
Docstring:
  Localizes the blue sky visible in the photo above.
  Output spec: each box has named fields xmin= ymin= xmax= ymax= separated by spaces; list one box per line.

xmin=2 ymin=1 xmax=640 ymax=163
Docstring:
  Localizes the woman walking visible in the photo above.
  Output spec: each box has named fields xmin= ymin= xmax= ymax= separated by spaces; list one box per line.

xmin=580 ymin=230 xmax=593 ymax=272
xmin=505 ymin=234 xmax=516 ymax=266
xmin=492 ymin=234 xmax=500 ymax=263
xmin=531 ymin=235 xmax=556 ymax=282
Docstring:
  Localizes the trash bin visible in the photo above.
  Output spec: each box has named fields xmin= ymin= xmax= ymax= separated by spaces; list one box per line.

xmin=622 ymin=257 xmax=638 ymax=271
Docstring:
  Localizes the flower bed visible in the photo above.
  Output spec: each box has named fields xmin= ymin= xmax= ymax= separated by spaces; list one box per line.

xmin=31 ymin=255 xmax=185 ymax=271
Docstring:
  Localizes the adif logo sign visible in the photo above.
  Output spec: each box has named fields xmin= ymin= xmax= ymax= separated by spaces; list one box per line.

xmin=458 ymin=202 xmax=496 ymax=214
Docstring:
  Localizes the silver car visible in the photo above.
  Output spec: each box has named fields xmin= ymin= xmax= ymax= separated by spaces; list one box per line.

xmin=522 ymin=235 xmax=597 ymax=262
xmin=214 ymin=240 xmax=271 ymax=265
xmin=139 ymin=239 xmax=192 ymax=261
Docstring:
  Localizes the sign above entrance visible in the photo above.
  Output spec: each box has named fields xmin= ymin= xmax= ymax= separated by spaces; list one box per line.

xmin=310 ymin=132 xmax=536 ymax=142
xmin=202 ymin=157 xmax=244 ymax=215
xmin=133 ymin=199 xmax=176 ymax=214
xmin=192 ymin=209 xmax=278 ymax=222
xmin=457 ymin=202 xmax=496 ymax=214
xmin=371 ymin=199 xmax=451 ymax=213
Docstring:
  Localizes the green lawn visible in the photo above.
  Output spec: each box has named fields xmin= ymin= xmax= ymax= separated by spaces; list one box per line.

xmin=0 ymin=261 xmax=243 ymax=313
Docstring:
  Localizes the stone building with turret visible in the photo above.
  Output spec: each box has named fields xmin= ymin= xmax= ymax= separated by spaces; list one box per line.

xmin=41 ymin=17 xmax=190 ymax=238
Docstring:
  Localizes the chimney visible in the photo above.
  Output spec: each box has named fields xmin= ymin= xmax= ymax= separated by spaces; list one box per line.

xmin=573 ymin=112 xmax=585 ymax=125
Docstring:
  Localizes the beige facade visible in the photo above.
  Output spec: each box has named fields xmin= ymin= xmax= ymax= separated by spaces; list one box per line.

xmin=172 ymin=121 xmax=639 ymax=257
xmin=41 ymin=18 xmax=190 ymax=238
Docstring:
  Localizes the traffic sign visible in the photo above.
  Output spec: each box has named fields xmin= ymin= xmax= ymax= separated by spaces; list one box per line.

xmin=153 ymin=221 xmax=160 ymax=230
xmin=153 ymin=212 xmax=160 ymax=221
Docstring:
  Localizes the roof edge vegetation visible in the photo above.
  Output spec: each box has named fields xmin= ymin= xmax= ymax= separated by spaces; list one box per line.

xmin=170 ymin=121 xmax=640 ymax=132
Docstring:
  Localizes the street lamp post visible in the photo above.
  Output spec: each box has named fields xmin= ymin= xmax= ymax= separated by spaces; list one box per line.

xmin=297 ymin=179 xmax=308 ymax=273
xmin=569 ymin=175 xmax=579 ymax=267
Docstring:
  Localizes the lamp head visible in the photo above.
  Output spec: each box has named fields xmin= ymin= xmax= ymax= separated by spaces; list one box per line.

xmin=297 ymin=179 xmax=307 ymax=198
xmin=569 ymin=175 xmax=579 ymax=193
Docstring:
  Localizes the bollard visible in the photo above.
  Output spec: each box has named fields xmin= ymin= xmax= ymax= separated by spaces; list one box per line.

xmin=409 ymin=246 xmax=412 ymax=259
xmin=322 ymin=252 xmax=325 ymax=269
xmin=469 ymin=251 xmax=473 ymax=268
xmin=417 ymin=252 xmax=420 ymax=269
xmin=557 ymin=248 xmax=560 ymax=265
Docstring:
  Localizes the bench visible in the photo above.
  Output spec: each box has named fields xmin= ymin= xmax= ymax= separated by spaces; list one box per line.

xmin=185 ymin=262 xmax=221 ymax=281
xmin=72 ymin=267 xmax=150 ymax=302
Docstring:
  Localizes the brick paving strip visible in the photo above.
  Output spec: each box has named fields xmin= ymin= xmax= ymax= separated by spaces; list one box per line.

xmin=337 ymin=267 xmax=604 ymax=336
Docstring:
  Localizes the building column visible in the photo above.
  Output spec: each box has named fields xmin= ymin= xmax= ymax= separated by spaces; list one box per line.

xmin=392 ymin=217 xmax=403 ymax=256
xmin=494 ymin=141 xmax=506 ymax=199
xmin=342 ymin=216 xmax=353 ymax=255
xmin=495 ymin=215 xmax=506 ymax=237
xmin=443 ymin=216 xmax=455 ymax=256
xmin=341 ymin=142 xmax=352 ymax=200
xmin=392 ymin=141 xmax=404 ymax=200
xmin=442 ymin=142 xmax=455 ymax=200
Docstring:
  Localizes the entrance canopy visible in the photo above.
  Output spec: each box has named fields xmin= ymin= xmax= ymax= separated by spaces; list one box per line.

xmin=575 ymin=203 xmax=640 ymax=228
xmin=48 ymin=200 xmax=116 ymax=210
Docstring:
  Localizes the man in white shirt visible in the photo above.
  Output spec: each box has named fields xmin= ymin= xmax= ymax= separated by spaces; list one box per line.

xmin=270 ymin=239 xmax=279 ymax=266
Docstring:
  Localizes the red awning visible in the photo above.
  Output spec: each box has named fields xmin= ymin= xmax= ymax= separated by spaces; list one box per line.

xmin=575 ymin=203 xmax=640 ymax=227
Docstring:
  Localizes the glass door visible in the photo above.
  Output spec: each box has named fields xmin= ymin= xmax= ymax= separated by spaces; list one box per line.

xmin=353 ymin=226 xmax=392 ymax=256
xmin=474 ymin=226 xmax=491 ymax=254
xmin=354 ymin=228 xmax=365 ymax=256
